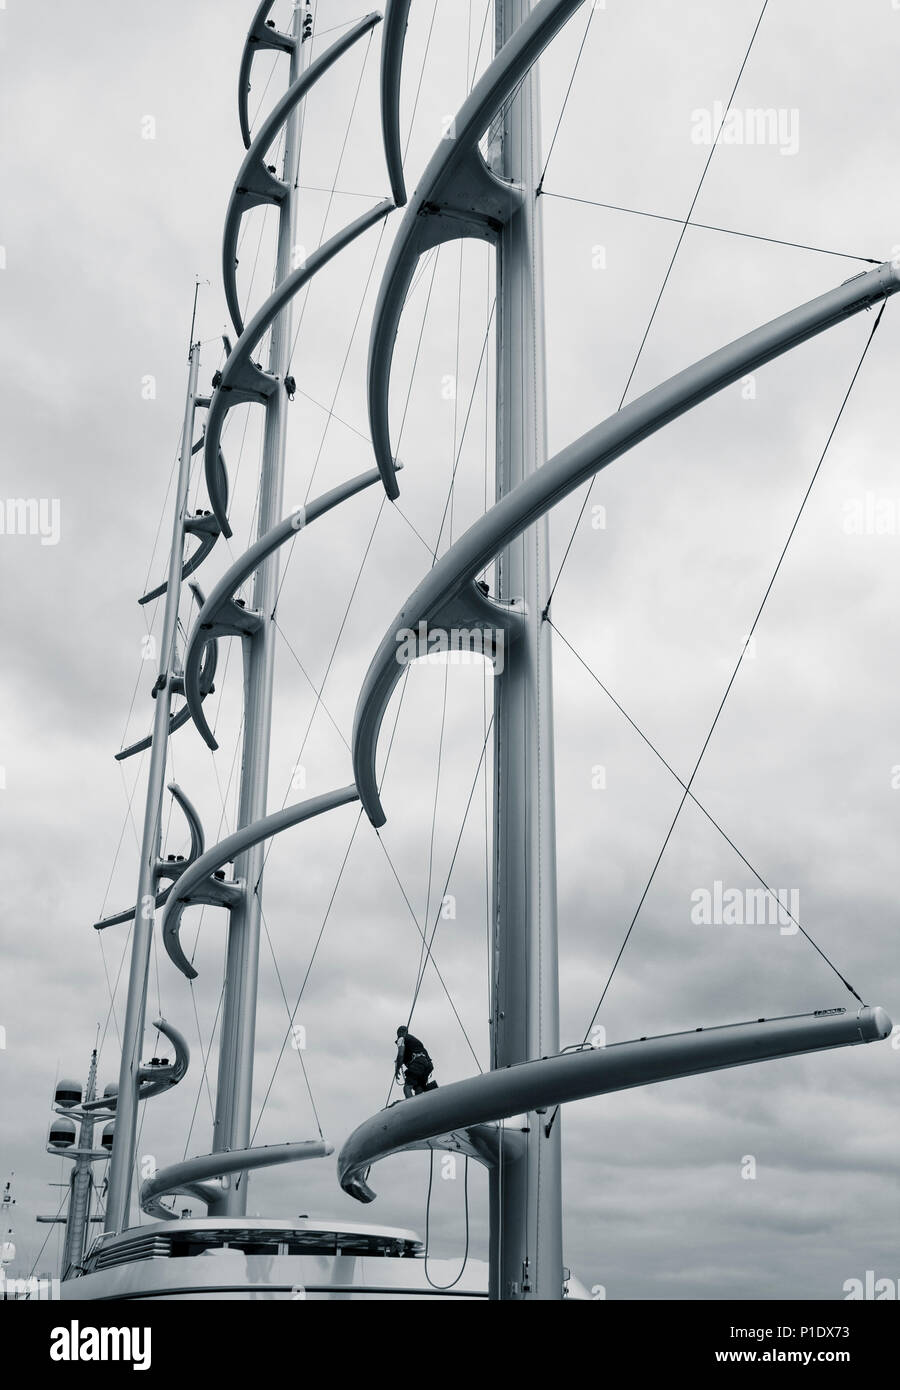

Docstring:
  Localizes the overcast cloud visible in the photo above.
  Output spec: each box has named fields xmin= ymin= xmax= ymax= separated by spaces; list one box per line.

xmin=1 ymin=0 xmax=898 ymax=1299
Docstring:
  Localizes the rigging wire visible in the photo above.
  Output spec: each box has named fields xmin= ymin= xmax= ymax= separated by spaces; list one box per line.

xmin=185 ymin=978 xmax=222 ymax=1139
xmin=278 ymin=383 xmax=436 ymax=555
xmin=240 ymin=129 xmax=286 ymax=327
xmin=249 ymin=809 xmax=364 ymax=1145
xmin=414 ymin=240 xmax=465 ymax=979
xmin=94 ymin=779 xmax=141 ymax=929
xmin=296 ymin=181 xmax=391 ymax=199
xmin=395 ymin=250 xmax=443 ymax=455
xmin=97 ymin=922 xmax=132 ymax=1056
xmin=298 ymin=217 xmax=391 ymax=509
xmin=545 ymin=0 xmax=771 ymax=612
xmin=416 ymin=239 xmax=468 ymax=980
xmin=430 ymin=299 xmax=497 ymax=562
xmin=468 ymin=0 xmax=492 ymax=91
xmin=26 ymin=1189 xmax=67 ymax=1281
xmin=536 ymin=3 xmax=596 ymax=193
xmin=269 ymin=496 xmax=388 ymax=824
xmin=314 ymin=17 xmax=375 ymax=41
xmin=406 ymin=718 xmax=495 ymax=1040
xmin=418 ymin=662 xmax=451 ymax=992
xmin=548 ymin=617 xmax=865 ymax=998
xmin=580 ymin=302 xmax=886 ymax=1045
xmin=424 ymin=1151 xmax=471 ymax=1291
xmin=402 ymin=0 xmax=441 ymax=167
xmin=272 ymin=619 xmax=351 ymax=751
xmin=378 ymin=818 xmax=486 ymax=1079
xmin=118 ymin=761 xmax=146 ymax=859
xmin=538 ymin=190 xmax=881 ymax=267
xmin=287 ymin=28 xmax=378 ymax=371
xmin=132 ymin=1102 xmax=150 ymax=1227
xmin=182 ymin=975 xmax=226 ymax=1158
xmin=247 ymin=52 xmax=281 ymax=142
xmin=260 ymin=901 xmax=325 ymax=1139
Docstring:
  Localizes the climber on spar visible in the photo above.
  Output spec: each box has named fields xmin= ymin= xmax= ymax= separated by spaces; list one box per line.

xmin=394 ymin=1025 xmax=438 ymax=1099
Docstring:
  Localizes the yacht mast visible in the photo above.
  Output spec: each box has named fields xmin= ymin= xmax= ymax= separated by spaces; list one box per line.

xmin=60 ymin=1053 xmax=100 ymax=1274
xmin=490 ymin=0 xmax=563 ymax=1300
xmin=210 ymin=0 xmax=308 ymax=1211
xmin=104 ymin=338 xmax=202 ymax=1233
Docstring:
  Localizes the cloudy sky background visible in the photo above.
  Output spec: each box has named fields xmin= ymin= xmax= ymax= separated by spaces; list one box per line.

xmin=1 ymin=0 xmax=899 ymax=1298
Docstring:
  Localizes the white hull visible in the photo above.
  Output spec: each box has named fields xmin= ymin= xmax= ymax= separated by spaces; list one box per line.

xmin=60 ymin=1217 xmax=489 ymax=1301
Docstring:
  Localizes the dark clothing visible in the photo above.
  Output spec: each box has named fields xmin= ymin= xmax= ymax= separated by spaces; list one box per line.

xmin=397 ymin=1033 xmax=428 ymax=1069
xmin=396 ymin=1033 xmax=435 ymax=1097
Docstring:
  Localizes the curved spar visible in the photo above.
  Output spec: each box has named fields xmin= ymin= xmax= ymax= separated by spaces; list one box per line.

xmin=115 ymin=615 xmax=219 ymax=763
xmin=138 ymin=510 xmax=220 ymax=607
xmin=93 ymin=783 xmax=206 ymax=929
xmin=81 ymin=1019 xmax=190 ymax=1112
xmin=161 ymin=784 xmax=359 ymax=980
xmin=186 ymin=465 xmax=385 ymax=751
xmin=206 ymin=201 xmax=393 ymax=535
xmin=353 ymin=258 xmax=900 ymax=826
xmin=140 ymin=1139 xmax=332 ymax=1222
xmin=380 ymin=0 xmax=414 ymax=207
xmin=339 ymin=1007 xmax=893 ymax=1201
xmin=224 ymin=11 xmax=384 ymax=338
xmin=238 ymin=0 xmax=297 ymax=152
xmin=369 ymin=0 xmax=587 ymax=500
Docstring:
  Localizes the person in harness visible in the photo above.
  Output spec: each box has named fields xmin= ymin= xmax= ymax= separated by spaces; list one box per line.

xmin=394 ymin=1025 xmax=437 ymax=1098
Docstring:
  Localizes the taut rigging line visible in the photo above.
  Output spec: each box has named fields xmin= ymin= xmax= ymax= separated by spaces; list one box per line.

xmin=582 ymin=302 xmax=887 ymax=1046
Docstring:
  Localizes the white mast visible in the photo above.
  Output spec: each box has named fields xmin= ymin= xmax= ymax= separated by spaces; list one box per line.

xmin=104 ymin=335 xmax=202 ymax=1234
xmin=490 ymin=0 xmax=563 ymax=1301
xmin=210 ymin=0 xmax=309 ymax=1212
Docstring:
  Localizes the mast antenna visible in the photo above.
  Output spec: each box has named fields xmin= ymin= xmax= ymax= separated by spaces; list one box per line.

xmin=188 ymin=276 xmax=210 ymax=357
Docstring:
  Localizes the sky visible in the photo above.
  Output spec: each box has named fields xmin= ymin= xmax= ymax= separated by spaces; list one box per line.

xmin=1 ymin=0 xmax=899 ymax=1301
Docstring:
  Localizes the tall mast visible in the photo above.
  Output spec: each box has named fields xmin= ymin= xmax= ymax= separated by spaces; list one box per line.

xmin=490 ymin=0 xmax=563 ymax=1299
xmin=61 ymin=1051 xmax=99 ymax=1274
xmin=210 ymin=1 xmax=308 ymax=1212
xmin=104 ymin=336 xmax=202 ymax=1233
